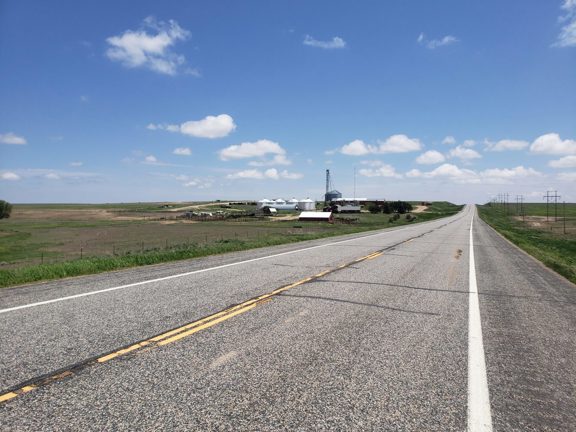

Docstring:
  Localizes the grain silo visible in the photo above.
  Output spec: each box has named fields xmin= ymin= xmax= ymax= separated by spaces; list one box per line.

xmin=298 ymin=198 xmax=316 ymax=211
xmin=324 ymin=169 xmax=342 ymax=203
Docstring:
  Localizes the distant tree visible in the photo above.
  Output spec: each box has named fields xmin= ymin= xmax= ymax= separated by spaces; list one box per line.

xmin=368 ymin=204 xmax=381 ymax=214
xmin=0 ymin=200 xmax=12 ymax=219
xmin=391 ymin=201 xmax=413 ymax=214
xmin=381 ymin=202 xmax=392 ymax=214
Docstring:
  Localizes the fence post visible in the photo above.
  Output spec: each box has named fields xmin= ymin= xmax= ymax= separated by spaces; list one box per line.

xmin=80 ymin=247 xmax=83 ymax=259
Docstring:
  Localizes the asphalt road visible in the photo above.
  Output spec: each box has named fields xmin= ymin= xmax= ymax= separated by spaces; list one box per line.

xmin=0 ymin=205 xmax=574 ymax=431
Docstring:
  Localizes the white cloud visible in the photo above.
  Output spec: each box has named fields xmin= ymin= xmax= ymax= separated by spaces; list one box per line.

xmin=1 ymin=172 xmax=20 ymax=181
xmin=226 ymin=168 xmax=302 ymax=180
xmin=173 ymin=147 xmax=191 ymax=156
xmin=340 ymin=135 xmax=421 ymax=156
xmin=558 ymin=172 xmax=576 ymax=181
xmin=106 ymin=16 xmax=192 ymax=76
xmin=0 ymin=132 xmax=26 ymax=145
xmin=226 ymin=169 xmax=265 ymax=180
xmin=554 ymin=0 xmax=576 ymax=47
xmin=429 ymin=164 xmax=478 ymax=182
xmin=485 ymin=139 xmax=529 ymax=152
xmin=248 ymin=154 xmax=291 ymax=166
xmin=530 ymin=133 xmax=576 ymax=155
xmin=144 ymin=155 xmax=158 ymax=164
xmin=148 ymin=114 xmax=236 ymax=139
xmin=442 ymin=136 xmax=456 ymax=145
xmin=360 ymin=160 xmax=384 ymax=167
xmin=378 ymin=134 xmax=422 ymax=153
xmin=418 ymin=33 xmax=459 ymax=49
xmin=182 ymin=178 xmax=213 ymax=189
xmin=549 ymin=155 xmax=576 ymax=168
xmin=406 ymin=164 xmax=542 ymax=185
xmin=180 ymin=114 xmax=236 ymax=138
xmin=1 ymin=169 xmax=101 ymax=183
xmin=278 ymin=170 xmax=304 ymax=180
xmin=341 ymin=140 xmax=376 ymax=156
xmin=358 ymin=164 xmax=402 ymax=178
xmin=462 ymin=139 xmax=476 ymax=147
xmin=303 ymin=35 xmax=346 ymax=49
xmin=448 ymin=145 xmax=482 ymax=161
xmin=69 ymin=161 xmax=84 ymax=167
xmin=219 ymin=139 xmax=286 ymax=161
xmin=406 ymin=169 xmax=422 ymax=178
xmin=479 ymin=166 xmax=543 ymax=183
xmin=416 ymin=150 xmax=445 ymax=165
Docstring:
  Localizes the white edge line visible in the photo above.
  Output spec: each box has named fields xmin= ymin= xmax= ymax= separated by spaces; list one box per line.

xmin=0 ymin=221 xmax=433 ymax=315
xmin=468 ymin=206 xmax=493 ymax=431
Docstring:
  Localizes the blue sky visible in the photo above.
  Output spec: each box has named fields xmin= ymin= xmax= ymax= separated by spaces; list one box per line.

xmin=1 ymin=0 xmax=575 ymax=204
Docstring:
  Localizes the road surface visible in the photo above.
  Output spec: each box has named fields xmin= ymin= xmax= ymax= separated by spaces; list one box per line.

xmin=0 ymin=205 xmax=574 ymax=431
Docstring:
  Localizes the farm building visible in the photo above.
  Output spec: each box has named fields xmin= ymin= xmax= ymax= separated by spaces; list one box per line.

xmin=257 ymin=198 xmax=316 ymax=211
xmin=299 ymin=211 xmax=333 ymax=222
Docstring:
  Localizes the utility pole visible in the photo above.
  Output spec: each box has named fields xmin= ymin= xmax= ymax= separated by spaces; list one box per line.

xmin=516 ymin=195 xmax=524 ymax=217
xmin=544 ymin=190 xmax=551 ymax=222
xmin=544 ymin=190 xmax=561 ymax=222
xmin=553 ymin=191 xmax=561 ymax=222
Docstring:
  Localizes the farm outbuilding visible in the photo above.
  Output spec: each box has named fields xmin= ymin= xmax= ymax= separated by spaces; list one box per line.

xmin=299 ymin=211 xmax=333 ymax=222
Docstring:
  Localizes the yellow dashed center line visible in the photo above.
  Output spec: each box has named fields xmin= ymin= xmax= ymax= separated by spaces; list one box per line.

xmin=158 ymin=303 xmax=258 ymax=346
xmin=0 ymin=392 xmax=18 ymax=403
xmin=0 ymin=244 xmax=393 ymax=404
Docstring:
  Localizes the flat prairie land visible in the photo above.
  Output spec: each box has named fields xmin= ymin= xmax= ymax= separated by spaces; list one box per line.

xmin=0 ymin=201 xmax=463 ymax=287
xmin=477 ymin=203 xmax=576 ymax=284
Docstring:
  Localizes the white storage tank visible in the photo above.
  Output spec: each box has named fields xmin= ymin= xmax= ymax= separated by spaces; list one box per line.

xmin=257 ymin=199 xmax=273 ymax=209
xmin=298 ymin=198 xmax=316 ymax=211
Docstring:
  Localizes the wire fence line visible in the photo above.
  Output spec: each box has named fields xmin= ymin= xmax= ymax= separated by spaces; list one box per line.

xmin=0 ymin=225 xmax=325 ymax=270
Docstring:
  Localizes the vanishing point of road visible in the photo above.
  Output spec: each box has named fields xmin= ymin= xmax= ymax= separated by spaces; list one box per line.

xmin=1 ymin=205 xmax=574 ymax=431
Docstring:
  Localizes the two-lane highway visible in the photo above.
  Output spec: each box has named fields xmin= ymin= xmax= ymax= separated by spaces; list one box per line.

xmin=1 ymin=206 xmax=574 ymax=431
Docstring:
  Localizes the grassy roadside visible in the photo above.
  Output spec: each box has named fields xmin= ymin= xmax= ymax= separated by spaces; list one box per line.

xmin=0 ymin=202 xmax=462 ymax=288
xmin=477 ymin=205 xmax=576 ymax=284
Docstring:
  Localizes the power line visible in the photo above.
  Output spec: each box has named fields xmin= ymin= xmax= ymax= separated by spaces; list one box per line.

xmin=543 ymin=190 xmax=561 ymax=222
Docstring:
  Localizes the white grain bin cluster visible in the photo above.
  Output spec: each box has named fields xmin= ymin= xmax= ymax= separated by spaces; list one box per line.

xmin=257 ymin=198 xmax=315 ymax=211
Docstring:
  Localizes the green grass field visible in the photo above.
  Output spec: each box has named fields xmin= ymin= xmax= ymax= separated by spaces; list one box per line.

xmin=477 ymin=203 xmax=576 ymax=284
xmin=0 ymin=201 xmax=463 ymax=287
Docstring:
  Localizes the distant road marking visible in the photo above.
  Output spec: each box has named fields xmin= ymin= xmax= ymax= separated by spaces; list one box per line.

xmin=0 ymin=225 xmax=424 ymax=315
xmin=468 ymin=209 xmax=493 ymax=431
